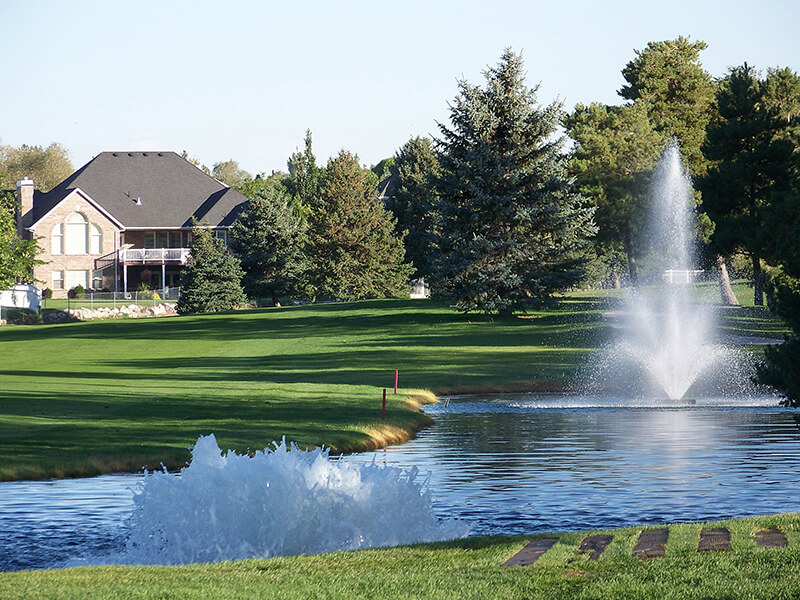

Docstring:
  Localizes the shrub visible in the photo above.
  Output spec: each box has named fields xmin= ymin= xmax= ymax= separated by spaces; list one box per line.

xmin=69 ymin=284 xmax=85 ymax=299
xmin=42 ymin=288 xmax=53 ymax=299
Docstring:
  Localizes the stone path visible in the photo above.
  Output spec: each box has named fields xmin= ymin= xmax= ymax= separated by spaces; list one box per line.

xmin=698 ymin=528 xmax=731 ymax=552
xmin=502 ymin=526 xmax=789 ymax=567
xmin=580 ymin=535 xmax=613 ymax=561
xmin=755 ymin=529 xmax=788 ymax=548
xmin=632 ymin=529 xmax=669 ymax=558
xmin=501 ymin=538 xmax=558 ymax=567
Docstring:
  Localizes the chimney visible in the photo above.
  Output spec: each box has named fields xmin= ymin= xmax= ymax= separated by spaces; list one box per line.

xmin=16 ymin=177 xmax=34 ymax=238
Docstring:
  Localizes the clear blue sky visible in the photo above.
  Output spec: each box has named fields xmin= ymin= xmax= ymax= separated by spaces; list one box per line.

xmin=2 ymin=0 xmax=798 ymax=176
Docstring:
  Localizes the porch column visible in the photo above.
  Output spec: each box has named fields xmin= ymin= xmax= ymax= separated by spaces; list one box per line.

xmin=123 ymin=263 xmax=128 ymax=294
xmin=162 ymin=262 xmax=166 ymax=299
xmin=114 ymin=232 xmax=119 ymax=294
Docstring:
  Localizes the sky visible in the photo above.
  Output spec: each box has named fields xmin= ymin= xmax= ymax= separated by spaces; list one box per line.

xmin=2 ymin=0 xmax=799 ymax=177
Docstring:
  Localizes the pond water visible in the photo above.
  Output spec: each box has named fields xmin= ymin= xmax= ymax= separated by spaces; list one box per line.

xmin=344 ymin=396 xmax=800 ymax=535
xmin=2 ymin=394 xmax=799 ymax=571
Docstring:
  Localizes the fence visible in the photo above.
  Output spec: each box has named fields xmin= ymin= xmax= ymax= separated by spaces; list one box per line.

xmin=43 ymin=288 xmax=181 ymax=311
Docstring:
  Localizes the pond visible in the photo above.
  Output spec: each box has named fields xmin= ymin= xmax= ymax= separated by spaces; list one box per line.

xmin=2 ymin=394 xmax=799 ymax=571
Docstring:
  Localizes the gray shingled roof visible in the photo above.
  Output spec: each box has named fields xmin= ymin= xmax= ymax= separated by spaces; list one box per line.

xmin=32 ymin=151 xmax=249 ymax=228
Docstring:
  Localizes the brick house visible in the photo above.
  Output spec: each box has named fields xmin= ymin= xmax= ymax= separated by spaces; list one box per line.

xmin=16 ymin=151 xmax=249 ymax=298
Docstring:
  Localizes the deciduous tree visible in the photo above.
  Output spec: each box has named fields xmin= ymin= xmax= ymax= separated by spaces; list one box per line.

xmin=0 ymin=189 xmax=41 ymax=290
xmin=0 ymin=142 xmax=73 ymax=192
xmin=565 ymin=102 xmax=665 ymax=286
xmin=212 ymin=159 xmax=251 ymax=188
xmin=286 ymin=130 xmax=322 ymax=217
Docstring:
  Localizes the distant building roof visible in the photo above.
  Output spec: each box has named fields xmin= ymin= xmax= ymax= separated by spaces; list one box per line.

xmin=32 ymin=151 xmax=249 ymax=228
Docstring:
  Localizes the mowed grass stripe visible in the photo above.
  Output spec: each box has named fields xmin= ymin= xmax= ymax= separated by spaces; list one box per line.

xmin=0 ymin=298 xmax=609 ymax=481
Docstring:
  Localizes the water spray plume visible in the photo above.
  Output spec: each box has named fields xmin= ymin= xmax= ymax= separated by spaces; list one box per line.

xmin=588 ymin=142 xmax=756 ymax=401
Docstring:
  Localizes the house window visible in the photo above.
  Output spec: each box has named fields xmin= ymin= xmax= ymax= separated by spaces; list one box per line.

xmin=92 ymin=270 xmax=104 ymax=289
xmin=213 ymin=229 xmax=227 ymax=246
xmin=157 ymin=231 xmax=169 ymax=248
xmin=53 ymin=270 xmax=64 ymax=290
xmin=51 ymin=223 xmax=64 ymax=254
xmin=144 ymin=231 xmax=156 ymax=249
xmin=65 ymin=270 xmax=89 ymax=290
xmin=90 ymin=224 xmax=103 ymax=254
xmin=169 ymin=231 xmax=182 ymax=248
xmin=65 ymin=212 xmax=89 ymax=254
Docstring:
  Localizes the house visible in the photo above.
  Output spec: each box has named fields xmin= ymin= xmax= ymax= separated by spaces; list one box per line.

xmin=16 ymin=151 xmax=249 ymax=298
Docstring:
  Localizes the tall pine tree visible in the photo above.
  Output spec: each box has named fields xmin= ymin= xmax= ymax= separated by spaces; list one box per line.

xmin=700 ymin=64 xmax=795 ymax=305
xmin=229 ymin=175 xmax=307 ymax=307
xmin=386 ymin=136 xmax=440 ymax=279
xmin=177 ymin=223 xmax=247 ymax=314
xmin=619 ymin=36 xmax=715 ymax=176
xmin=308 ymin=150 xmax=413 ymax=301
xmin=432 ymin=49 xmax=596 ymax=315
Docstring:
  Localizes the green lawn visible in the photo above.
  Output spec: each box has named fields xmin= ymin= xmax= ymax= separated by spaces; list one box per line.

xmin=3 ymin=513 xmax=799 ymax=599
xmin=0 ymin=298 xmax=610 ymax=481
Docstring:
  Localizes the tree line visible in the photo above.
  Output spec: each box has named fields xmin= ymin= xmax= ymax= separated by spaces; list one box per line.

xmin=186 ymin=49 xmax=596 ymax=317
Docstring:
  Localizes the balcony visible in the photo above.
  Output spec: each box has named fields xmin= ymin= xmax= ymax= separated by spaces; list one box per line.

xmin=118 ymin=248 xmax=191 ymax=265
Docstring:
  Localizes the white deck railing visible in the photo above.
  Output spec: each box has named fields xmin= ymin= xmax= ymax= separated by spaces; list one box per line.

xmin=119 ymin=248 xmax=191 ymax=264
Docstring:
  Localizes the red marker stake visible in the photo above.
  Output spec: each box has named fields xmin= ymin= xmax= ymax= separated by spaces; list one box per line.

xmin=382 ymin=388 xmax=387 ymax=421
xmin=394 ymin=369 xmax=398 ymax=394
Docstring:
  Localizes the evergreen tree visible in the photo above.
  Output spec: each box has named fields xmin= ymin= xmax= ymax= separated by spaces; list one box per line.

xmin=565 ymin=102 xmax=666 ymax=286
xmin=229 ymin=175 xmax=307 ymax=307
xmin=700 ymin=64 xmax=795 ymax=305
xmin=177 ymin=223 xmax=247 ymax=314
xmin=308 ymin=150 xmax=413 ymax=301
xmin=619 ymin=36 xmax=715 ymax=176
xmin=432 ymin=49 xmax=596 ymax=315
xmin=385 ymin=136 xmax=440 ymax=279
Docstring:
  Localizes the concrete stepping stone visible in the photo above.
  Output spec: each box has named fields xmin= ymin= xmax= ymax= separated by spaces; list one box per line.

xmin=754 ymin=529 xmax=788 ymax=549
xmin=501 ymin=538 xmax=558 ymax=567
xmin=633 ymin=529 xmax=669 ymax=558
xmin=579 ymin=534 xmax=613 ymax=560
xmin=699 ymin=528 xmax=731 ymax=552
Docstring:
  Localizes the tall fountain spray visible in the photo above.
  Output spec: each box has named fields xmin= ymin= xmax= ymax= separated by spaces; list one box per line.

xmin=629 ymin=141 xmax=715 ymax=400
xmin=593 ymin=141 xmax=748 ymax=401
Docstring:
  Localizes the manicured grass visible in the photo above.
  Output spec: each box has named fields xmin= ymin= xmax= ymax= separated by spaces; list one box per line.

xmin=3 ymin=513 xmax=799 ymax=599
xmin=0 ymin=298 xmax=610 ymax=481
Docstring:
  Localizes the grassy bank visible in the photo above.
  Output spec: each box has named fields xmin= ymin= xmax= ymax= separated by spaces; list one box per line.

xmin=3 ymin=513 xmax=799 ymax=599
xmin=0 ymin=298 xmax=610 ymax=481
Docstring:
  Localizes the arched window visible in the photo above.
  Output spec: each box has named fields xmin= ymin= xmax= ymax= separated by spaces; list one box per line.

xmin=51 ymin=223 xmax=64 ymax=254
xmin=65 ymin=212 xmax=88 ymax=255
xmin=90 ymin=224 xmax=103 ymax=254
